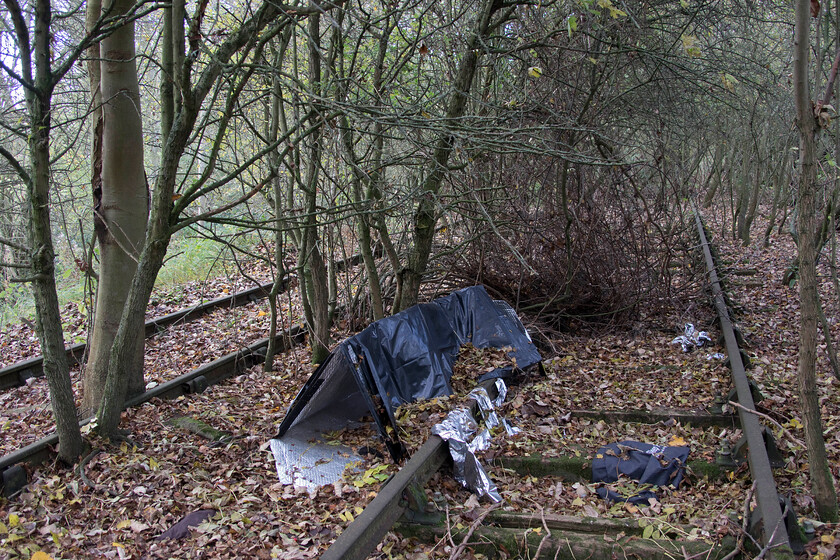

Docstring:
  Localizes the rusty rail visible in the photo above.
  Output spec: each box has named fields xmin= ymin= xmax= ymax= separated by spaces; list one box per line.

xmin=694 ymin=210 xmax=792 ymax=559
xmin=0 ymin=326 xmax=305 ymax=496
xmin=0 ymin=253 xmax=366 ymax=391
xmin=322 ymin=379 xmax=500 ymax=560
xmin=0 ymin=282 xmax=280 ymax=390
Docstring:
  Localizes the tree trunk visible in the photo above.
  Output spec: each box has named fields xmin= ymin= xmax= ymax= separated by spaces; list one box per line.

xmin=264 ymin=31 xmax=292 ymax=372
xmin=82 ymin=0 xmax=148 ymax=415
xmin=332 ymin=7 xmax=389 ymax=320
xmin=300 ymin=13 xmax=331 ymax=364
xmin=396 ymin=0 xmax=502 ymax=311
xmin=160 ymin=0 xmax=174 ymax=142
xmin=23 ymin=0 xmax=84 ymax=462
xmin=29 ymin=128 xmax=85 ymax=463
xmin=817 ymin=296 xmax=840 ymax=380
xmin=96 ymin=225 xmax=167 ymax=437
xmin=171 ymin=0 xmax=185 ymax=115
xmin=794 ymin=0 xmax=839 ymax=522
xmin=95 ymin=0 xmax=271 ymax=437
xmin=741 ymin=160 xmax=762 ymax=245
xmin=701 ymin=143 xmax=724 ymax=208
xmin=764 ymin=150 xmax=789 ymax=247
xmin=734 ymin=153 xmax=751 ymax=241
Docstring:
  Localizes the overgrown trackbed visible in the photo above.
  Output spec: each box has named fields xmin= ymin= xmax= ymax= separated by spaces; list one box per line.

xmin=0 ymin=211 xmax=838 ymax=559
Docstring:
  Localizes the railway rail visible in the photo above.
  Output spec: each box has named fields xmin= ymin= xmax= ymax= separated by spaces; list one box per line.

xmin=318 ymin=212 xmax=796 ymax=559
xmin=0 ymin=326 xmax=305 ymax=496
xmin=0 ymin=253 xmax=366 ymax=391
xmin=694 ymin=212 xmax=792 ymax=558
xmin=0 ymin=253 xmax=366 ymax=494
xmin=0 ymin=281 xmax=277 ymax=391
xmin=0 ymin=229 xmax=799 ymax=558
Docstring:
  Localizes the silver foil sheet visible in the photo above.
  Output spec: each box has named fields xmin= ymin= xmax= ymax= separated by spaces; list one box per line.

xmin=431 ymin=379 xmax=519 ymax=503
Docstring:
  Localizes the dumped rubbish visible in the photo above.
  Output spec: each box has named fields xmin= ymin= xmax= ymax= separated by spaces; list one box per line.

xmin=271 ymin=286 xmax=541 ymax=490
xmin=671 ymin=323 xmax=711 ymax=353
xmin=431 ymin=379 xmax=518 ymax=503
xmin=592 ymin=441 xmax=689 ymax=503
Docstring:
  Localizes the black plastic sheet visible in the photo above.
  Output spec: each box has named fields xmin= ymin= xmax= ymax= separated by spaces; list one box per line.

xmin=274 ymin=285 xmax=541 ymax=464
xmin=592 ymin=440 xmax=689 ymax=503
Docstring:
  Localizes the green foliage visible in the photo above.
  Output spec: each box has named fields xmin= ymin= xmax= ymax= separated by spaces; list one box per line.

xmin=0 ymin=234 xmax=239 ymax=329
xmin=155 ymin=235 xmax=227 ymax=289
xmin=352 ymin=463 xmax=390 ymax=488
xmin=0 ymin=281 xmax=32 ymax=327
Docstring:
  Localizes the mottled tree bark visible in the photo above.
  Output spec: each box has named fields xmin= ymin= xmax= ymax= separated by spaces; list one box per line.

xmin=794 ymin=0 xmax=839 ymax=522
xmin=82 ymin=0 xmax=148 ymax=415
xmin=4 ymin=0 xmax=84 ymax=462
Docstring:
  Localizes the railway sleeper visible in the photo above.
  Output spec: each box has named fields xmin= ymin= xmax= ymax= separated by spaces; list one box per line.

xmin=492 ymin=453 xmax=738 ymax=482
xmin=571 ymin=407 xmax=738 ymax=429
xmin=396 ymin=516 xmax=739 ymax=560
xmin=391 ymin=448 xmax=795 ymax=559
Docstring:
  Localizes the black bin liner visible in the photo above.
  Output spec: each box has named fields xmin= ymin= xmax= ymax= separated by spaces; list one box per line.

xmin=592 ymin=440 xmax=689 ymax=503
xmin=274 ymin=285 xmax=541 ymax=461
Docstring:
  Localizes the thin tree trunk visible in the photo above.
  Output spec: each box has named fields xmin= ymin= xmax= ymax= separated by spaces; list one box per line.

xmin=264 ymin=31 xmax=292 ymax=372
xmin=160 ymin=0 xmax=175 ymax=142
xmin=171 ymin=0 xmax=185 ymax=114
xmin=18 ymin=0 xmax=84 ymax=462
xmin=84 ymin=0 xmax=103 ymax=372
xmin=397 ymin=0 xmax=504 ymax=311
xmin=735 ymin=153 xmax=750 ymax=240
xmin=299 ymin=12 xmax=331 ymax=364
xmin=333 ymin=6 xmax=386 ymax=320
xmin=817 ymin=296 xmax=840 ymax=380
xmin=701 ymin=143 xmax=724 ymax=208
xmin=794 ymin=0 xmax=839 ymax=522
xmin=741 ymin=159 xmax=762 ymax=245
xmin=327 ymin=228 xmax=338 ymax=322
xmin=29 ymin=127 xmax=84 ymax=463
xmin=832 ymin=216 xmax=840 ymax=310
xmin=764 ymin=150 xmax=790 ymax=247
xmin=726 ymin=149 xmax=738 ymax=239
xmin=364 ymin=10 xmax=397 ymax=316
xmin=778 ymin=182 xmax=791 ymax=236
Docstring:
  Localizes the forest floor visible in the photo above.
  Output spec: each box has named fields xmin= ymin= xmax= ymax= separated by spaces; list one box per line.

xmin=1 ymin=209 xmax=840 ymax=559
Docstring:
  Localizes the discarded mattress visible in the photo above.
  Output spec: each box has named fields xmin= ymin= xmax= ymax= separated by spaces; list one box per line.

xmin=592 ymin=440 xmax=689 ymax=503
xmin=270 ymin=285 xmax=541 ymax=489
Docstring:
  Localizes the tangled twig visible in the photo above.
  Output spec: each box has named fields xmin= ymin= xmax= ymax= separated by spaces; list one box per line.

xmin=449 ymin=502 xmax=501 ymax=560
xmin=728 ymin=401 xmax=806 ymax=449
xmin=719 ymin=481 xmax=756 ymax=560
xmin=76 ymin=448 xmax=113 ymax=496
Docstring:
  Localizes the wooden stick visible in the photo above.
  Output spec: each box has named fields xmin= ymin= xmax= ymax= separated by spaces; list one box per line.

xmin=728 ymin=401 xmax=806 ymax=449
xmin=449 ymin=503 xmax=501 ymax=560
xmin=720 ymin=481 xmax=756 ymax=560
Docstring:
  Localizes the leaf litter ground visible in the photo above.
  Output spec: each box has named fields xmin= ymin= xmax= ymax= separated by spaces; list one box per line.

xmin=2 ymin=210 xmax=840 ymax=558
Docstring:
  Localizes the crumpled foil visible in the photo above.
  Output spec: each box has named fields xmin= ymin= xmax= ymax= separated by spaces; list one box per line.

xmin=431 ymin=379 xmax=517 ymax=503
xmin=671 ymin=323 xmax=712 ymax=353
xmin=471 ymin=381 xmax=521 ymax=440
